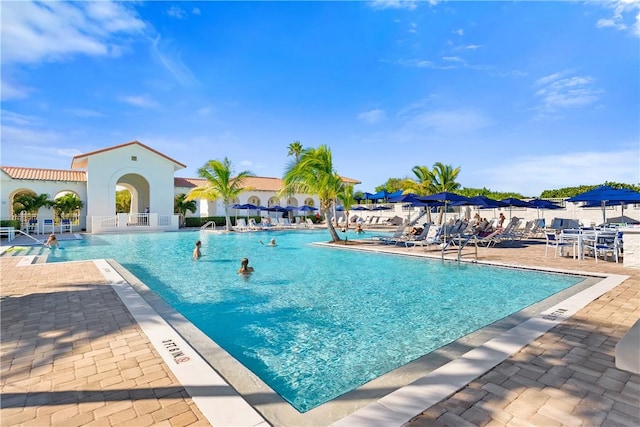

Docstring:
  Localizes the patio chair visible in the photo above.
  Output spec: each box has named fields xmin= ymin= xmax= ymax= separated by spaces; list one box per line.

xmin=27 ymin=219 xmax=39 ymax=234
xmin=42 ymin=218 xmax=55 ymax=234
xmin=544 ymin=231 xmax=573 ymax=258
xmin=60 ymin=219 xmax=72 ymax=233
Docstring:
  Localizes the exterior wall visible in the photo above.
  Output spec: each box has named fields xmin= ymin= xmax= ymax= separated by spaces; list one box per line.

xmin=0 ymin=173 xmax=87 ymax=228
xmin=84 ymin=145 xmax=177 ymax=231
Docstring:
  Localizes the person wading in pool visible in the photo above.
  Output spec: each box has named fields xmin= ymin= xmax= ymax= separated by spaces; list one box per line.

xmin=44 ymin=233 xmax=59 ymax=249
xmin=193 ymin=240 xmax=202 ymax=260
xmin=237 ymin=257 xmax=254 ymax=274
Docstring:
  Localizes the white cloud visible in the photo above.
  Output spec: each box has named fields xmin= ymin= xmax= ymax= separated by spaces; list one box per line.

xmin=1 ymin=110 xmax=39 ymax=127
xmin=454 ymin=29 xmax=464 ymax=36
xmin=595 ymin=0 xmax=640 ymax=37
xmin=400 ymin=108 xmax=492 ymax=134
xmin=534 ymin=70 xmax=603 ymax=112
xmin=1 ymin=79 xmax=32 ymax=101
xmin=479 ymin=149 xmax=640 ymax=196
xmin=56 ymin=148 xmax=83 ymax=157
xmin=121 ymin=95 xmax=159 ymax=109
xmin=358 ymin=109 xmax=386 ymax=124
xmin=368 ymin=0 xmax=419 ymax=11
xmin=0 ymin=1 xmax=145 ymax=64
xmin=192 ymin=8 xmax=201 ymax=16
xmin=166 ymin=6 xmax=187 ymax=19
xmin=64 ymin=108 xmax=106 ymax=118
xmin=150 ymin=36 xmax=199 ymax=87
xmin=197 ymin=106 xmax=214 ymax=116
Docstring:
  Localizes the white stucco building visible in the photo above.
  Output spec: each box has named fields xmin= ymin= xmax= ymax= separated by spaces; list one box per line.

xmin=1 ymin=141 xmax=354 ymax=233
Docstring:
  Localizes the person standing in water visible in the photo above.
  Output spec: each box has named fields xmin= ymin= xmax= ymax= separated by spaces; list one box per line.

xmin=237 ymin=257 xmax=254 ymax=274
xmin=193 ymin=240 xmax=202 ymax=260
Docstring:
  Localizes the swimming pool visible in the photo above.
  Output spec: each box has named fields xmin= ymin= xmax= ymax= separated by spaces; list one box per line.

xmin=40 ymin=230 xmax=583 ymax=412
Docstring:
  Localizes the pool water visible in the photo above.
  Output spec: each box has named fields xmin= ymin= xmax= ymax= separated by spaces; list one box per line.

xmin=38 ymin=230 xmax=582 ymax=412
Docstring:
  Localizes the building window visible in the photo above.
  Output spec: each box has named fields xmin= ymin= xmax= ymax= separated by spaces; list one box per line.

xmin=131 ymin=156 xmax=137 ymax=161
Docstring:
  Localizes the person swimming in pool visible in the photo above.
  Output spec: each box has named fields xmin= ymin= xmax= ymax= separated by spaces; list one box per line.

xmin=268 ymin=238 xmax=277 ymax=246
xmin=237 ymin=257 xmax=254 ymax=274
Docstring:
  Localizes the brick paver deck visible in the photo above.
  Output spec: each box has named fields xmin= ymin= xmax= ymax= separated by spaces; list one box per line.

xmin=1 ymin=233 xmax=639 ymax=426
xmin=1 ymin=256 xmax=208 ymax=427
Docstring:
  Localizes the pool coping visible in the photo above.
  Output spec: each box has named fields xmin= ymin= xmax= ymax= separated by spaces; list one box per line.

xmin=86 ymin=243 xmax=630 ymax=427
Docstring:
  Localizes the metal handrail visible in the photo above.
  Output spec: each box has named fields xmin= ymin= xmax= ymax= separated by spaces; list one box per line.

xmin=200 ymin=221 xmax=216 ymax=230
xmin=11 ymin=229 xmax=46 ymax=245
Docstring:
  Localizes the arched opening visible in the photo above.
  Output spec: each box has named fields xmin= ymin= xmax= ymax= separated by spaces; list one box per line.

xmin=117 ymin=174 xmax=150 ymax=214
xmin=114 ymin=174 xmax=150 ymax=226
xmin=268 ymin=196 xmax=280 ymax=207
xmin=52 ymin=190 xmax=83 ymax=227
xmin=247 ymin=196 xmax=261 ymax=206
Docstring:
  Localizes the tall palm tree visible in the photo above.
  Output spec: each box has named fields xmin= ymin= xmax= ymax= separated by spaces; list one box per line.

xmin=281 ymin=145 xmax=343 ymax=242
xmin=337 ymin=185 xmax=357 ymax=229
xmin=428 ymin=162 xmax=461 ymax=194
xmin=174 ymin=193 xmax=198 ymax=227
xmin=287 ymin=140 xmax=304 ymax=163
xmin=402 ymin=165 xmax=433 ymax=196
xmin=185 ymin=158 xmax=254 ymax=231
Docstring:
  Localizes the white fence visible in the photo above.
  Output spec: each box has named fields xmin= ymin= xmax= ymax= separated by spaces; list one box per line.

xmin=89 ymin=213 xmax=179 ymax=233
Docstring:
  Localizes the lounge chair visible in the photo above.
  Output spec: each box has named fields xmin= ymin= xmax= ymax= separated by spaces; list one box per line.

xmin=233 ymin=218 xmax=249 ymax=231
xmin=403 ymin=223 xmax=432 ymax=247
xmin=42 ymin=218 xmax=55 ymax=234
xmin=371 ymin=224 xmax=406 ymax=244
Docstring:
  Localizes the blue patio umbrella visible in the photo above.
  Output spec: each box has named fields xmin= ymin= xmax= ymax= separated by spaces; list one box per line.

xmin=417 ymin=192 xmax=474 ymax=241
xmin=352 ymin=205 xmax=371 ymax=211
xmin=500 ymin=197 xmax=531 ymax=218
xmin=299 ymin=205 xmax=318 ymax=212
xmin=527 ymin=199 xmax=562 ymax=219
xmin=299 ymin=204 xmax=318 ymax=218
xmin=368 ymin=190 xmax=389 ymax=202
xmin=387 ymin=190 xmax=404 ymax=199
xmin=567 ymin=185 xmax=640 ymax=223
xmin=387 ymin=192 xmax=419 ymax=203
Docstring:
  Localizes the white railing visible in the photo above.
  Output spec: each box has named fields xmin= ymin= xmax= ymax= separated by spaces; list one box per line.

xmin=101 ymin=216 xmax=118 ymax=227
xmin=158 ymin=215 xmax=171 ymax=226
xmin=127 ymin=213 xmax=149 ymax=226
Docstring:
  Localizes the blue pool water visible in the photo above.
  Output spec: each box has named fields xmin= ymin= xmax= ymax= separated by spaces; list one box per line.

xmin=39 ymin=230 xmax=582 ymax=412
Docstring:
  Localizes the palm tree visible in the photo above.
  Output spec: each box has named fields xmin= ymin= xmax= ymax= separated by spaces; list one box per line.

xmin=12 ymin=192 xmax=53 ymax=215
xmin=287 ymin=140 xmax=304 ymax=163
xmin=426 ymin=162 xmax=462 ymax=224
xmin=281 ymin=145 xmax=343 ymax=242
xmin=174 ymin=193 xmax=197 ymax=227
xmin=337 ymin=185 xmax=357 ymax=229
xmin=54 ymin=193 xmax=84 ymax=219
xmin=185 ymin=158 xmax=254 ymax=231
xmin=401 ymin=165 xmax=432 ymax=196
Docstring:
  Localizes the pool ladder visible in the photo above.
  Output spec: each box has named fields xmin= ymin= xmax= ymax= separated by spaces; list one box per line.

xmin=441 ymin=234 xmax=478 ymax=262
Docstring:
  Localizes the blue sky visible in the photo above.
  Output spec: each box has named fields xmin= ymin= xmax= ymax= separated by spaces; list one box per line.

xmin=1 ymin=0 xmax=639 ymax=197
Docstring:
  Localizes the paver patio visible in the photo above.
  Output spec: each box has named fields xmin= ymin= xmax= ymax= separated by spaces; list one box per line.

xmin=1 ymin=232 xmax=638 ymax=426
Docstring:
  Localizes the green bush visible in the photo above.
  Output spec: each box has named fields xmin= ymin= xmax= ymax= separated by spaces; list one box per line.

xmin=0 ymin=220 xmax=20 ymax=229
xmin=184 ymin=216 xmax=236 ymax=228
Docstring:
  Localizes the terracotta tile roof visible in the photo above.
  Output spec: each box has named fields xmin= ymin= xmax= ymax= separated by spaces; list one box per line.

xmin=175 ymin=175 xmax=361 ymax=191
xmin=174 ymin=177 xmax=206 ymax=188
xmin=340 ymin=175 xmax=361 ymax=185
xmin=174 ymin=176 xmax=284 ymax=192
xmin=1 ymin=166 xmax=87 ymax=182
xmin=72 ymin=140 xmax=186 ymax=170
